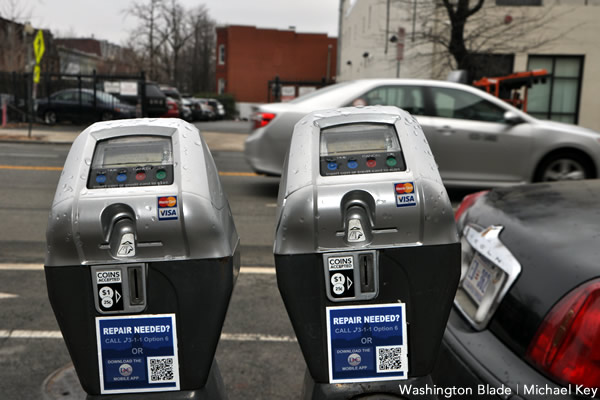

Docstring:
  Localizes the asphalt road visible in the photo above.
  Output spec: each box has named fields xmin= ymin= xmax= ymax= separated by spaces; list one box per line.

xmin=0 ymin=121 xmax=475 ymax=400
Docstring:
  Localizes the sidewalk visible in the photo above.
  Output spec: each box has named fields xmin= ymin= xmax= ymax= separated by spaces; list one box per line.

xmin=0 ymin=123 xmax=246 ymax=152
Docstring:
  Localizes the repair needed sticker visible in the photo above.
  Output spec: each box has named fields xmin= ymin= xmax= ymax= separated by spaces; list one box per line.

xmin=394 ymin=182 xmax=417 ymax=207
xmin=157 ymin=196 xmax=178 ymax=221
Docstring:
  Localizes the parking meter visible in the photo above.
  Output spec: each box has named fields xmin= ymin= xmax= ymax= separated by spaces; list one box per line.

xmin=274 ymin=106 xmax=461 ymax=399
xmin=45 ymin=118 xmax=239 ymax=399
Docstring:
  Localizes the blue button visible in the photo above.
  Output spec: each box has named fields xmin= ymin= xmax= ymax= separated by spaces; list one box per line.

xmin=348 ymin=160 xmax=358 ymax=169
xmin=327 ymin=162 xmax=338 ymax=171
xmin=95 ymin=174 xmax=106 ymax=184
xmin=116 ymin=173 xmax=127 ymax=182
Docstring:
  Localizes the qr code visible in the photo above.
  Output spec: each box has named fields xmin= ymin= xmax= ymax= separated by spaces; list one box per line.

xmin=148 ymin=356 xmax=176 ymax=383
xmin=376 ymin=345 xmax=405 ymax=373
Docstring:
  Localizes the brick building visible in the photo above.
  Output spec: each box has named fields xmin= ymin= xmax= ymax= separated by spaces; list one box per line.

xmin=215 ymin=25 xmax=337 ymax=118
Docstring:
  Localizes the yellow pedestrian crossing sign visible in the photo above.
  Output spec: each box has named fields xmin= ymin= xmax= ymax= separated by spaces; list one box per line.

xmin=33 ymin=30 xmax=45 ymax=64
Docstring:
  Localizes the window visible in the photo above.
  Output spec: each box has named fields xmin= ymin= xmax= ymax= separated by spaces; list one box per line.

xmin=527 ymin=56 xmax=583 ymax=124
xmin=218 ymin=44 xmax=225 ymax=65
xmin=54 ymin=91 xmax=75 ymax=101
xmin=81 ymin=92 xmax=94 ymax=105
xmin=358 ymin=86 xmax=425 ymax=116
xmin=430 ymin=87 xmax=506 ymax=122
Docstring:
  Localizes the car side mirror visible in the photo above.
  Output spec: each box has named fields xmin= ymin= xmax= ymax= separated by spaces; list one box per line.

xmin=504 ymin=111 xmax=524 ymax=125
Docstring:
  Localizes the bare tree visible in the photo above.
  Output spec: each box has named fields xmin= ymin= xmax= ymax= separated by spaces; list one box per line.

xmin=184 ymin=5 xmax=216 ymax=93
xmin=126 ymin=0 xmax=216 ymax=92
xmin=0 ymin=0 xmax=33 ymax=22
xmin=369 ymin=0 xmax=568 ymax=80
xmin=157 ymin=0 xmax=194 ymax=89
xmin=124 ymin=0 xmax=166 ymax=81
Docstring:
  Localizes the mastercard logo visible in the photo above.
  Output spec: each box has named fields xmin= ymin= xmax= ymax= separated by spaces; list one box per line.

xmin=158 ymin=196 xmax=177 ymax=208
xmin=395 ymin=182 xmax=414 ymax=194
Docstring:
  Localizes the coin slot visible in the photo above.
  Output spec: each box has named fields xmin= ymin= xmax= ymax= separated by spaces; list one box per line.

xmin=128 ymin=266 xmax=145 ymax=306
xmin=359 ymin=253 xmax=375 ymax=293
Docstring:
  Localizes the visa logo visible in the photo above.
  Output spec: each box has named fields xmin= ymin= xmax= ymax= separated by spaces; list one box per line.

xmin=396 ymin=194 xmax=416 ymax=207
xmin=158 ymin=208 xmax=178 ymax=220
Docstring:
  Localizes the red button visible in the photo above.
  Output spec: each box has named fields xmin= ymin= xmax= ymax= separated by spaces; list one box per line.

xmin=135 ymin=172 xmax=146 ymax=181
xmin=366 ymin=158 xmax=377 ymax=168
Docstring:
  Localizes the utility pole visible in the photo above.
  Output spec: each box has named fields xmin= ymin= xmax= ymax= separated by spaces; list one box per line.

xmin=336 ymin=0 xmax=344 ymax=78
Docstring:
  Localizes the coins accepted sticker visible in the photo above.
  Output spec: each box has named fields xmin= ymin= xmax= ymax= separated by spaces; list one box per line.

xmin=327 ymin=303 xmax=408 ymax=383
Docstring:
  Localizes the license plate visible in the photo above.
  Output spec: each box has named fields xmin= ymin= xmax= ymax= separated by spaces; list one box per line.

xmin=462 ymin=254 xmax=498 ymax=305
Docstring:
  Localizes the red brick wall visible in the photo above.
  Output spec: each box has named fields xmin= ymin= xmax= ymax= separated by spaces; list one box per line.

xmin=216 ymin=25 xmax=337 ymax=103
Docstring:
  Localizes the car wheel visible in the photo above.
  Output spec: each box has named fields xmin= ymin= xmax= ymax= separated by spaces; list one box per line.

xmin=100 ymin=112 xmax=113 ymax=121
xmin=535 ymin=151 xmax=595 ymax=182
xmin=44 ymin=110 xmax=57 ymax=125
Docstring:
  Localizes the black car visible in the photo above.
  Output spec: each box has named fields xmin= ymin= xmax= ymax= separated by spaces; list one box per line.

xmin=432 ymin=180 xmax=600 ymax=399
xmin=37 ymin=89 xmax=136 ymax=125
xmin=114 ymin=82 xmax=168 ymax=118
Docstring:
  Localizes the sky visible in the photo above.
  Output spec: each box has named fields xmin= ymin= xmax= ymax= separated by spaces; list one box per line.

xmin=7 ymin=0 xmax=340 ymax=45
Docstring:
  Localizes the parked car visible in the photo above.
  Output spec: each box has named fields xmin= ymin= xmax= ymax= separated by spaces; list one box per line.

xmin=186 ymin=97 xmax=214 ymax=121
xmin=161 ymin=96 xmax=179 ymax=118
xmin=245 ymin=79 xmax=600 ymax=187
xmin=431 ymin=180 xmax=600 ymax=398
xmin=207 ymin=98 xmax=226 ymax=119
xmin=159 ymin=85 xmax=191 ymax=121
xmin=113 ymin=81 xmax=167 ymax=118
xmin=37 ymin=89 xmax=136 ymax=125
xmin=180 ymin=98 xmax=194 ymax=122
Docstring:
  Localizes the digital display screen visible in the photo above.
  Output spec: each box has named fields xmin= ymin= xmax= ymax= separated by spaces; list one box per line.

xmin=91 ymin=136 xmax=173 ymax=168
xmin=320 ymin=123 xmax=401 ymax=156
xmin=319 ymin=122 xmax=406 ymax=176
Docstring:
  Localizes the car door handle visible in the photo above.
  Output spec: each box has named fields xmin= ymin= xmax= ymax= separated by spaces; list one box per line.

xmin=437 ymin=126 xmax=455 ymax=136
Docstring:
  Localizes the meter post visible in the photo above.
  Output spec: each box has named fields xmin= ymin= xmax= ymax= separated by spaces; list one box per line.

xmin=44 ymin=119 xmax=239 ymax=399
xmin=274 ymin=106 xmax=461 ymax=399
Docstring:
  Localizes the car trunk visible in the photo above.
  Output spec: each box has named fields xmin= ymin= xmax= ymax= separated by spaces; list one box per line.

xmin=462 ymin=180 xmax=600 ymax=356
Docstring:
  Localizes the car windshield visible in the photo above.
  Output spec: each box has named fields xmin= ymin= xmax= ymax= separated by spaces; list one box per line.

xmin=96 ymin=91 xmax=120 ymax=104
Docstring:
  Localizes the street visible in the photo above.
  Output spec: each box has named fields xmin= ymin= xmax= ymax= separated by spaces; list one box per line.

xmin=0 ymin=121 xmax=471 ymax=400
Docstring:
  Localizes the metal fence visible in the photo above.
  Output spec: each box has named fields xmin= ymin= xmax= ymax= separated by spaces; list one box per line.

xmin=0 ymin=70 xmax=148 ymax=124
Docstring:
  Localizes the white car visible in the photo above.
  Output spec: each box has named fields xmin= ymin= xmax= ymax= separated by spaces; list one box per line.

xmin=245 ymin=79 xmax=600 ymax=187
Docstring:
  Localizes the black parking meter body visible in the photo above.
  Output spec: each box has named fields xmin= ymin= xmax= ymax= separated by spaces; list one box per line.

xmin=274 ymin=106 xmax=461 ymax=399
xmin=45 ymin=119 xmax=239 ymax=399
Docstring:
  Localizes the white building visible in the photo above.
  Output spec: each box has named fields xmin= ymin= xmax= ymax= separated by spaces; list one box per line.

xmin=339 ymin=0 xmax=600 ymax=131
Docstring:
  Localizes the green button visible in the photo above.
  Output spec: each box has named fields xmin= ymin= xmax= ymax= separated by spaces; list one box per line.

xmin=386 ymin=156 xmax=397 ymax=167
xmin=156 ymin=170 xmax=167 ymax=180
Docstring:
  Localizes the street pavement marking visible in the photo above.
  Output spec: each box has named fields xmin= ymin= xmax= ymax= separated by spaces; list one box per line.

xmin=0 ymin=330 xmax=63 ymax=339
xmin=0 ymin=165 xmax=263 ymax=177
xmin=0 ymin=292 xmax=18 ymax=299
xmin=0 ymin=164 xmax=63 ymax=171
xmin=219 ymin=171 xmax=263 ymax=177
xmin=0 ymin=263 xmax=276 ymax=274
xmin=0 ymin=330 xmax=297 ymax=342
xmin=0 ymin=152 xmax=60 ymax=158
xmin=0 ymin=263 xmax=44 ymax=271
xmin=240 ymin=266 xmax=276 ymax=274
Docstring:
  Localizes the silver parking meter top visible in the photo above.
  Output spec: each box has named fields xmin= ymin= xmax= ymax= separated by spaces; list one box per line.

xmin=46 ymin=118 xmax=239 ymax=267
xmin=274 ymin=106 xmax=458 ymax=255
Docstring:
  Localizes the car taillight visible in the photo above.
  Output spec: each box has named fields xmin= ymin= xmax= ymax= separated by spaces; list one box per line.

xmin=252 ymin=112 xmax=276 ymax=129
xmin=454 ymin=191 xmax=489 ymax=223
xmin=527 ymin=278 xmax=600 ymax=389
